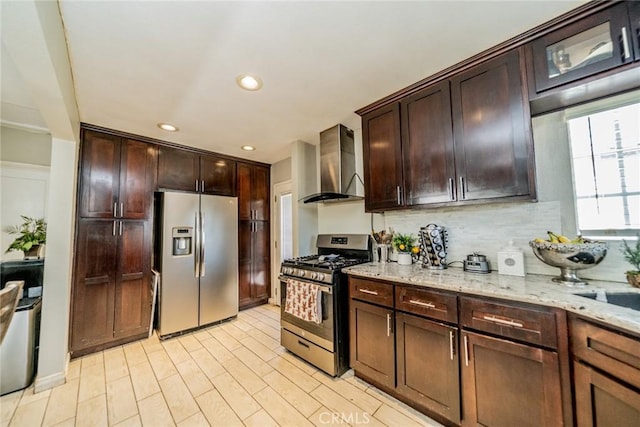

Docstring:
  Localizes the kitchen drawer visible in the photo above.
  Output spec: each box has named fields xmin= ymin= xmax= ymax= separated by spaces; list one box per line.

xmin=460 ymin=296 xmax=558 ymax=349
xmin=349 ymin=278 xmax=393 ymax=308
xmin=396 ymin=285 xmax=457 ymax=323
xmin=570 ymin=317 xmax=640 ymax=390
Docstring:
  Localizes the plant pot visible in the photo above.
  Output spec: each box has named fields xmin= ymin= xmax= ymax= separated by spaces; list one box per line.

xmin=626 ymin=272 xmax=640 ymax=288
xmin=24 ymin=244 xmax=44 ymax=260
xmin=397 ymin=252 xmax=412 ymax=265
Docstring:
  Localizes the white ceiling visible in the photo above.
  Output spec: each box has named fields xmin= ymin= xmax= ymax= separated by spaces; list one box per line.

xmin=4 ymin=1 xmax=586 ymax=164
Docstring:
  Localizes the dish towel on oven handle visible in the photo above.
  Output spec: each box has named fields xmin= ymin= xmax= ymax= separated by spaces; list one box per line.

xmin=284 ymin=278 xmax=322 ymax=324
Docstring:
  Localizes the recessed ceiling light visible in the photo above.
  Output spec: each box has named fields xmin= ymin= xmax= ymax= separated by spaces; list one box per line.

xmin=236 ymin=74 xmax=263 ymax=91
xmin=158 ymin=123 xmax=178 ymax=132
xmin=241 ymin=145 xmax=256 ymax=151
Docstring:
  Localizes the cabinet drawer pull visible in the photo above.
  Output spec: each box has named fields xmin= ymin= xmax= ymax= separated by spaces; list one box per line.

xmin=195 ymin=180 xmax=199 ymax=192
xmin=201 ymin=180 xmax=205 ymax=193
xmin=113 ymin=202 xmax=117 ymax=218
xmin=449 ymin=330 xmax=455 ymax=360
xmin=459 ymin=176 xmax=465 ymax=199
xmin=622 ymin=27 xmax=631 ymax=60
xmin=119 ymin=221 xmax=123 ymax=236
xmin=408 ymin=299 xmax=435 ymax=309
xmin=119 ymin=202 xmax=123 ymax=218
xmin=358 ymin=289 xmax=378 ymax=296
xmin=386 ymin=313 xmax=391 ymax=337
xmin=297 ymin=340 xmax=310 ymax=349
xmin=112 ymin=220 xmax=117 ymax=236
xmin=482 ymin=315 xmax=523 ymax=328
xmin=396 ymin=186 xmax=401 ymax=205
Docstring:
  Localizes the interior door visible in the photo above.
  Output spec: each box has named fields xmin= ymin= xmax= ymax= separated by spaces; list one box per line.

xmin=199 ymin=195 xmax=238 ymax=325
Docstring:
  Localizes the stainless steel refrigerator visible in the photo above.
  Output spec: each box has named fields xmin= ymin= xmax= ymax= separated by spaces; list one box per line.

xmin=155 ymin=191 xmax=238 ymax=338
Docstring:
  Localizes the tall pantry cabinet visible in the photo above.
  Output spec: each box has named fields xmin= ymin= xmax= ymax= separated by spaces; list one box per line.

xmin=70 ymin=129 xmax=156 ymax=356
xmin=237 ymin=162 xmax=270 ymax=310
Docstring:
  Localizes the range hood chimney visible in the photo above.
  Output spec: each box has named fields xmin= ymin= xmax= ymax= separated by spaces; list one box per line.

xmin=303 ymin=124 xmax=363 ymax=204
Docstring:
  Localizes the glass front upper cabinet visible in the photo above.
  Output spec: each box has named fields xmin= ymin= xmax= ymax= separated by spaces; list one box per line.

xmin=531 ymin=3 xmax=635 ymax=92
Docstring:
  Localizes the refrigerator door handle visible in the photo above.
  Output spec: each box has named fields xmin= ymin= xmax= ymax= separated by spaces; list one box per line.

xmin=200 ymin=212 xmax=206 ymax=277
xmin=194 ymin=212 xmax=200 ymax=277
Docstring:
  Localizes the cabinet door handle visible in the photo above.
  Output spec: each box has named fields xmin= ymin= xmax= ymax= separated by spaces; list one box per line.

xmin=408 ymin=299 xmax=435 ymax=309
xmin=464 ymin=335 xmax=469 ymax=367
xmin=396 ymin=186 xmax=401 ymax=205
xmin=118 ymin=221 xmax=123 ymax=236
xmin=201 ymin=180 xmax=205 ymax=193
xmin=113 ymin=202 xmax=117 ymax=218
xmin=358 ymin=288 xmax=378 ymax=296
xmin=297 ymin=340 xmax=310 ymax=349
xmin=449 ymin=330 xmax=455 ymax=360
xmin=112 ymin=220 xmax=117 ymax=236
xmin=482 ymin=315 xmax=523 ymax=328
xmin=386 ymin=313 xmax=391 ymax=337
xmin=195 ymin=180 xmax=199 ymax=192
xmin=621 ymin=27 xmax=631 ymax=60
xmin=119 ymin=202 xmax=123 ymax=218
xmin=459 ymin=176 xmax=465 ymax=199
xmin=448 ymin=178 xmax=455 ymax=201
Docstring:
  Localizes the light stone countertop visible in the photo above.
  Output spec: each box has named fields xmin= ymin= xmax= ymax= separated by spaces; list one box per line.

xmin=343 ymin=262 xmax=640 ymax=336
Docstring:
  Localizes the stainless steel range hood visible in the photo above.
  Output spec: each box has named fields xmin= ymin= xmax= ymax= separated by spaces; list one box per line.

xmin=303 ymin=124 xmax=364 ymax=204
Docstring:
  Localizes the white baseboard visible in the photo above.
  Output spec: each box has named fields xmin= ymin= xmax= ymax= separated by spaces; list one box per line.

xmin=34 ymin=353 xmax=69 ymax=393
xmin=268 ymin=297 xmax=280 ymax=306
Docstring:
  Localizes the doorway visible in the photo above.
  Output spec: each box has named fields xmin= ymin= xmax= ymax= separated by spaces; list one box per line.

xmin=271 ymin=180 xmax=293 ymax=305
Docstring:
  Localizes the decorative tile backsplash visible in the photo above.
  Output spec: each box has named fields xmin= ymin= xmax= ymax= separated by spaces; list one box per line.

xmin=384 ymin=200 xmax=628 ymax=283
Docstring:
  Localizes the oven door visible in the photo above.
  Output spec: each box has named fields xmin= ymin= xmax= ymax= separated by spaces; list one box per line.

xmin=280 ymin=276 xmax=335 ymax=350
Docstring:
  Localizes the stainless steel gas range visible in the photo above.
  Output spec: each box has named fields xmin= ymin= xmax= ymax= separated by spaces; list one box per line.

xmin=279 ymin=234 xmax=372 ymax=377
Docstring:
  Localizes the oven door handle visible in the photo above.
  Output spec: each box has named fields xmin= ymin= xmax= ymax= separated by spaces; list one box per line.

xmin=279 ymin=276 xmax=333 ymax=294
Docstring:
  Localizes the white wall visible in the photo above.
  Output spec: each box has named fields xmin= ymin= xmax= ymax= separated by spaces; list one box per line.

xmin=291 ymin=141 xmax=318 ymax=256
xmin=3 ymin=0 xmax=81 ymax=392
xmin=0 ymin=126 xmax=52 ymax=165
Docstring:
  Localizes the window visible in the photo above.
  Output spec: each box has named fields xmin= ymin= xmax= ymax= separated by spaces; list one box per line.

xmin=566 ymin=93 xmax=640 ymax=237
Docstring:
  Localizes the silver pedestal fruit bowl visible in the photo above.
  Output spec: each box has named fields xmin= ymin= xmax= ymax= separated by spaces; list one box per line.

xmin=529 ymin=240 xmax=608 ymax=287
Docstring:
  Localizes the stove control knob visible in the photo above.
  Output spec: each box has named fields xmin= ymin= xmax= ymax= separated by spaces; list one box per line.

xmin=316 ymin=273 xmax=325 ymax=281
xmin=298 ymin=270 xmax=305 ymax=277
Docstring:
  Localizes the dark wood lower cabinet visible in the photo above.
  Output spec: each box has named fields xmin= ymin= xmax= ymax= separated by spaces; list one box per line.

xmin=574 ymin=361 xmax=640 ymax=427
xmin=238 ymin=220 xmax=270 ymax=309
xmin=396 ymin=312 xmax=460 ymax=424
xmin=461 ymin=331 xmax=563 ymax=427
xmin=70 ymin=219 xmax=151 ymax=356
xmin=349 ymin=299 xmax=395 ymax=389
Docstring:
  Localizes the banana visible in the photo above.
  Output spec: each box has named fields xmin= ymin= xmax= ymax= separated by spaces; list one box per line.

xmin=534 ymin=238 xmax=546 ymax=243
xmin=571 ymin=235 xmax=585 ymax=244
xmin=558 ymin=235 xmax=571 ymax=243
xmin=547 ymin=231 xmax=559 ymax=243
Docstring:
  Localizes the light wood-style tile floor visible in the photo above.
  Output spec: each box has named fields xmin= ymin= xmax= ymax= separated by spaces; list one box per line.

xmin=2 ymin=304 xmax=443 ymax=427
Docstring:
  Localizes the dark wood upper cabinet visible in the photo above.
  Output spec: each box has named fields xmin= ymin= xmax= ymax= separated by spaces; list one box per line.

xmin=200 ymin=154 xmax=236 ymax=196
xmin=79 ymin=130 xmax=156 ymax=219
xmin=79 ymin=130 xmax=121 ymax=218
xmin=451 ymin=49 xmax=534 ymax=202
xmin=401 ymin=81 xmax=455 ymax=206
xmin=157 ymin=146 xmax=200 ymax=192
xmin=237 ymin=162 xmax=269 ymax=221
xmin=530 ymin=3 xmax=635 ymax=93
xmin=361 ymin=49 xmax=534 ymax=211
xmin=158 ymin=146 xmax=237 ymax=196
xmin=362 ymin=103 xmax=403 ymax=212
